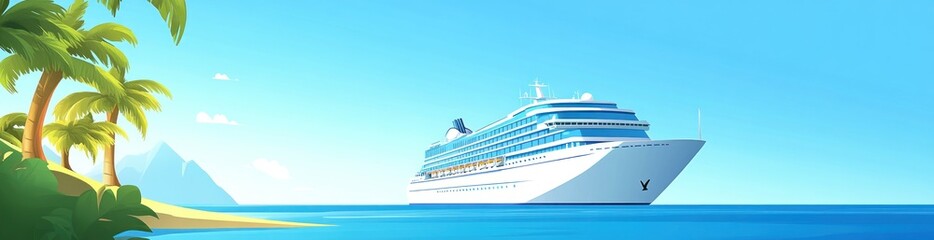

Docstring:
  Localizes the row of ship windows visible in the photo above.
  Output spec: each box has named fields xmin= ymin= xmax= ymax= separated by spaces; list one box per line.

xmin=510 ymin=141 xmax=595 ymax=159
xmin=499 ymin=142 xmax=667 ymax=167
xmin=546 ymin=122 xmax=648 ymax=127
xmin=427 ymin=117 xmax=535 ymax=157
xmin=505 ymin=155 xmax=546 ymax=166
xmin=422 ymin=142 xmax=670 ymax=176
xmin=424 ymin=141 xmax=593 ymax=173
xmin=424 ymin=142 xmax=672 ymax=177
xmin=425 ymin=128 xmax=650 ymax=171
xmin=437 ymin=184 xmax=517 ymax=193
xmin=427 ymin=125 xmax=537 ymax=162
xmin=427 ymin=113 xmax=642 ymax=158
xmin=590 ymin=143 xmax=669 ymax=151
xmin=426 ymin=121 xmax=535 ymax=159
xmin=500 ymin=143 xmax=671 ymax=167
xmin=427 ymin=111 xmax=641 ymax=158
xmin=515 ymin=103 xmax=618 ymax=117
xmin=424 ymin=128 xmax=550 ymax=169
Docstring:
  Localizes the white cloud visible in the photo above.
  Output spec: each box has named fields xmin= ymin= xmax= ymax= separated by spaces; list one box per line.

xmin=253 ymin=159 xmax=290 ymax=180
xmin=195 ymin=112 xmax=239 ymax=125
xmin=213 ymin=73 xmax=230 ymax=81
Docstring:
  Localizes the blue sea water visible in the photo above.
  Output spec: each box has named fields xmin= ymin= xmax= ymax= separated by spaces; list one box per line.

xmin=138 ymin=205 xmax=934 ymax=239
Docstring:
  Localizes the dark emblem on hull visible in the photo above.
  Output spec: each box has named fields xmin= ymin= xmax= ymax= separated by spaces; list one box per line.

xmin=640 ymin=179 xmax=651 ymax=191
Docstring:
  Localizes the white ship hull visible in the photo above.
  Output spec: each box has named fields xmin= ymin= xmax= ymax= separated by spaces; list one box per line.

xmin=407 ymin=139 xmax=705 ymax=204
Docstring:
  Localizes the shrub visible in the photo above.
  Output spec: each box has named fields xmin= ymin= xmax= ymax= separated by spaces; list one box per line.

xmin=1 ymin=147 xmax=156 ymax=240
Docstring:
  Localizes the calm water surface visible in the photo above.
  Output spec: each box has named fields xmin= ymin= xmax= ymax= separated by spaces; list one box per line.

xmin=137 ymin=205 xmax=934 ymax=239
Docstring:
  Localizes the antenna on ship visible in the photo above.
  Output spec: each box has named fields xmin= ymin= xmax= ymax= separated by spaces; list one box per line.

xmin=519 ymin=90 xmax=531 ymax=105
xmin=520 ymin=79 xmax=551 ymax=104
xmin=548 ymin=84 xmax=556 ymax=99
xmin=518 ymin=90 xmax=524 ymax=106
xmin=697 ymin=108 xmax=703 ymax=140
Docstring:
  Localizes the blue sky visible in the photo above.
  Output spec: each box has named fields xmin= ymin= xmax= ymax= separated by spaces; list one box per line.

xmin=1 ymin=0 xmax=932 ymax=204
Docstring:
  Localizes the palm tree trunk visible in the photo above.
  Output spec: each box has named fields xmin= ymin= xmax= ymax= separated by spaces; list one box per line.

xmin=22 ymin=71 xmax=64 ymax=160
xmin=103 ymin=106 xmax=121 ymax=186
xmin=62 ymin=150 xmax=71 ymax=170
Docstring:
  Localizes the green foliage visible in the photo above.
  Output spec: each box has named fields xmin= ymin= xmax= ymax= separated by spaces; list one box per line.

xmin=96 ymin=0 xmax=186 ymax=45
xmin=0 ymin=0 xmax=80 ymax=69
xmin=0 ymin=0 xmax=131 ymax=96
xmin=0 ymin=141 xmax=155 ymax=240
xmin=0 ymin=40 xmax=126 ymax=97
xmin=70 ymin=22 xmax=137 ymax=73
xmin=0 ymin=48 xmax=46 ymax=93
xmin=49 ymin=186 xmax=158 ymax=240
xmin=0 ymin=112 xmax=25 ymax=147
xmin=54 ymin=69 xmax=171 ymax=138
xmin=0 ymin=134 xmax=23 ymax=159
xmin=0 ymin=154 xmax=75 ymax=239
xmin=62 ymin=0 xmax=88 ymax=29
xmin=44 ymin=115 xmax=127 ymax=162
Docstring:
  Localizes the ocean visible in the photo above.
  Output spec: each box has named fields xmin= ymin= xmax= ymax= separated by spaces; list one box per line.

xmin=138 ymin=205 xmax=934 ymax=239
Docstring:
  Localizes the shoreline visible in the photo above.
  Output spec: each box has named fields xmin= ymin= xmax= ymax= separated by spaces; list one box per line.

xmin=47 ymin=162 xmax=330 ymax=229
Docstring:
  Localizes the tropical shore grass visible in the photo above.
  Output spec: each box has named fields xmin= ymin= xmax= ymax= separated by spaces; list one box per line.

xmin=1 ymin=139 xmax=329 ymax=229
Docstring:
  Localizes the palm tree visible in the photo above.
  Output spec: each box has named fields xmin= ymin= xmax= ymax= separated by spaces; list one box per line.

xmin=43 ymin=115 xmax=126 ymax=170
xmin=0 ymin=0 xmax=187 ymax=159
xmin=1 ymin=0 xmax=133 ymax=161
xmin=0 ymin=112 xmax=25 ymax=147
xmin=55 ymin=68 xmax=171 ymax=185
xmin=1 ymin=0 xmax=187 ymax=161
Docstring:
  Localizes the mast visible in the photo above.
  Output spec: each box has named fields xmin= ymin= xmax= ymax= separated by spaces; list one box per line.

xmin=532 ymin=79 xmax=545 ymax=100
xmin=520 ymin=79 xmax=551 ymax=104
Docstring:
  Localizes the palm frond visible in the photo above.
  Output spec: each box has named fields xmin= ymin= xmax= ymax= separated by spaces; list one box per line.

xmin=75 ymin=143 xmax=99 ymax=161
xmin=76 ymin=114 xmax=94 ymax=124
xmin=68 ymin=39 xmax=128 ymax=71
xmin=0 ymin=29 xmax=72 ymax=70
xmin=0 ymin=112 xmax=25 ymax=130
xmin=0 ymin=112 xmax=25 ymax=144
xmin=0 ymin=0 xmax=82 ymax=44
xmin=95 ymin=0 xmax=120 ymax=16
xmin=0 ymin=131 xmax=21 ymax=147
xmin=63 ymin=0 xmax=88 ymax=29
xmin=1 ymin=0 xmax=10 ymax=13
xmin=53 ymin=91 xmax=111 ymax=121
xmin=0 ymin=54 xmax=41 ymax=93
xmin=0 ymin=28 xmax=39 ymax=58
xmin=107 ymin=67 xmax=125 ymax=82
xmin=146 ymin=0 xmax=185 ymax=45
xmin=62 ymin=56 xmax=125 ymax=97
xmin=83 ymin=22 xmax=137 ymax=46
xmin=119 ymin=103 xmax=148 ymax=138
xmin=127 ymin=90 xmax=161 ymax=111
xmin=93 ymin=121 xmax=126 ymax=139
xmin=43 ymin=122 xmax=71 ymax=154
xmin=94 ymin=0 xmax=184 ymax=45
xmin=43 ymin=122 xmax=67 ymax=133
xmin=126 ymin=79 xmax=171 ymax=99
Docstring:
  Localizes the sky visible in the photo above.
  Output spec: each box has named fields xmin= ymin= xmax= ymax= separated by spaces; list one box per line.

xmin=1 ymin=0 xmax=932 ymax=204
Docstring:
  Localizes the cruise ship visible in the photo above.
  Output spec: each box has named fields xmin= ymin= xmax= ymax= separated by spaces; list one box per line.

xmin=407 ymin=81 xmax=704 ymax=204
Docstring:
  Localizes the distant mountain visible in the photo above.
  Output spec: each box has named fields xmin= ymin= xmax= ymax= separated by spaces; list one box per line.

xmin=86 ymin=142 xmax=237 ymax=206
xmin=43 ymin=145 xmax=60 ymax=165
